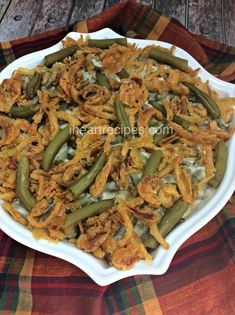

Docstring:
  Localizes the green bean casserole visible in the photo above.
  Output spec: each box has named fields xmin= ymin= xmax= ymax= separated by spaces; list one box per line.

xmin=0 ymin=36 xmax=234 ymax=269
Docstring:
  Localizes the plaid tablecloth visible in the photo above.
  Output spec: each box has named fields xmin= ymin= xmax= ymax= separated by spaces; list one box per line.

xmin=0 ymin=1 xmax=235 ymax=314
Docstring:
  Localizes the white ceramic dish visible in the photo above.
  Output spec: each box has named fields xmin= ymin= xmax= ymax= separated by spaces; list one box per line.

xmin=0 ymin=28 xmax=235 ymax=286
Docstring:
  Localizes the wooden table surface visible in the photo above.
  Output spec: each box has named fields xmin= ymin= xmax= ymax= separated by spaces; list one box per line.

xmin=0 ymin=0 xmax=234 ymax=46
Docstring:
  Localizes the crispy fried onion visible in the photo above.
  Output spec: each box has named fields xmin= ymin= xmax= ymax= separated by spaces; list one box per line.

xmin=137 ymin=174 xmax=180 ymax=208
xmin=73 ymin=84 xmax=111 ymax=105
xmin=30 ymin=170 xmax=61 ymax=201
xmin=90 ymin=158 xmax=112 ymax=196
xmin=171 ymin=96 xmax=189 ymax=115
xmin=167 ymin=69 xmax=189 ymax=95
xmin=77 ymin=202 xmax=152 ymax=269
xmin=56 ymin=110 xmax=81 ymax=126
xmin=145 ymin=75 xmax=168 ymax=93
xmin=79 ymin=104 xmax=115 ymax=120
xmin=158 ymin=184 xmax=180 ymax=208
xmin=60 ymin=163 xmax=84 ymax=186
xmin=110 ymin=146 xmax=124 ymax=189
xmin=200 ymin=144 xmax=215 ymax=177
xmin=170 ymin=122 xmax=217 ymax=145
xmin=119 ymin=76 xmax=148 ymax=107
xmin=126 ymin=197 xmax=158 ymax=222
xmin=77 ymin=209 xmax=117 ymax=253
xmin=0 ymin=187 xmax=16 ymax=202
xmin=38 ymin=91 xmax=60 ymax=138
xmin=59 ymin=55 xmax=85 ymax=100
xmin=191 ymin=125 xmax=234 ymax=141
xmin=128 ymin=148 xmax=145 ymax=172
xmin=138 ymin=107 xmax=163 ymax=130
xmin=102 ymin=45 xmax=127 ymax=73
xmin=28 ymin=199 xmax=66 ymax=229
xmin=137 ymin=174 xmax=161 ymax=206
xmin=216 ymin=97 xmax=235 ymax=122
xmin=0 ymin=79 xmax=21 ymax=113
xmin=3 ymin=202 xmax=27 ymax=225
xmin=175 ymin=164 xmax=194 ymax=204
xmin=110 ymin=235 xmax=152 ymax=270
xmin=149 ymin=222 xmax=169 ymax=249
xmin=0 ymin=115 xmax=20 ymax=145
xmin=122 ymin=133 xmax=157 ymax=156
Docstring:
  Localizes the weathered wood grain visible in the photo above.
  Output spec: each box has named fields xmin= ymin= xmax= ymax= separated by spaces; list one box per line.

xmin=104 ymin=0 xmax=120 ymax=9
xmin=0 ymin=0 xmax=234 ymax=46
xmin=0 ymin=0 xmax=42 ymax=41
xmin=30 ymin=0 xmax=73 ymax=35
xmin=137 ymin=0 xmax=155 ymax=6
xmin=105 ymin=0 xmax=155 ymax=9
xmin=223 ymin=0 xmax=235 ymax=46
xmin=70 ymin=0 xmax=105 ymax=24
xmin=0 ymin=0 xmax=11 ymax=21
xmin=154 ymin=0 xmax=187 ymax=25
xmin=188 ymin=0 xmax=224 ymax=43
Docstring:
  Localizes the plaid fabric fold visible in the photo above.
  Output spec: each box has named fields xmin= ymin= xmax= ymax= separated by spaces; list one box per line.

xmin=0 ymin=1 xmax=235 ymax=314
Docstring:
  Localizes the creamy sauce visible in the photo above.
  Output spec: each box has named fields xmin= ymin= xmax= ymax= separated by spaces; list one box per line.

xmin=54 ymin=142 xmax=69 ymax=162
xmin=12 ymin=198 xmax=28 ymax=218
xmin=182 ymin=157 xmax=206 ymax=183
xmin=91 ymin=56 xmax=103 ymax=68
xmin=139 ymin=149 xmax=151 ymax=162
xmin=83 ymin=71 xmax=96 ymax=84
xmin=183 ymin=185 xmax=214 ymax=218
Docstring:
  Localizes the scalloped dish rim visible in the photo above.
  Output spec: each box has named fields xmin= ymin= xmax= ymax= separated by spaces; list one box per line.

xmin=0 ymin=28 xmax=235 ymax=286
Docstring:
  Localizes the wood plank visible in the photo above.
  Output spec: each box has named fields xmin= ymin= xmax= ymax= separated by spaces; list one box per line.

xmin=223 ymin=0 xmax=235 ymax=46
xmin=154 ymin=0 xmax=186 ymax=25
xmin=0 ymin=0 xmax=42 ymax=41
xmin=136 ymin=0 xmax=154 ymax=8
xmin=105 ymin=0 xmax=155 ymax=9
xmin=188 ymin=0 xmax=224 ymax=43
xmin=30 ymin=0 xmax=73 ymax=35
xmin=104 ymin=0 xmax=120 ymax=9
xmin=0 ymin=0 xmax=11 ymax=21
xmin=70 ymin=0 xmax=105 ymax=24
xmin=137 ymin=0 xmax=155 ymax=7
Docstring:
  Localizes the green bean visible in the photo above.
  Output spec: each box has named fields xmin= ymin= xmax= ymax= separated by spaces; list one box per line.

xmin=114 ymin=97 xmax=132 ymax=140
xmin=77 ymin=194 xmax=96 ymax=207
xmin=150 ymin=101 xmax=166 ymax=117
xmin=150 ymin=102 xmax=189 ymax=128
xmin=149 ymin=47 xmax=189 ymax=72
xmin=10 ymin=105 xmax=39 ymax=118
xmin=187 ymin=95 xmax=198 ymax=103
xmin=64 ymin=199 xmax=114 ymax=227
xmin=26 ymin=73 xmax=42 ymax=99
xmin=89 ymin=38 xmax=127 ymax=48
xmin=209 ymin=140 xmax=228 ymax=188
xmin=16 ymin=156 xmax=36 ymax=211
xmin=69 ymin=153 xmax=107 ymax=199
xmin=154 ymin=207 xmax=167 ymax=223
xmin=110 ymin=135 xmax=123 ymax=145
xmin=143 ymin=150 xmax=163 ymax=177
xmin=42 ymin=125 xmax=72 ymax=171
xmin=144 ymin=200 xmax=189 ymax=249
xmin=118 ymin=69 xmax=129 ymax=79
xmin=153 ymin=133 xmax=168 ymax=145
xmin=64 ymin=224 xmax=79 ymax=239
xmin=96 ymin=72 xmax=111 ymax=89
xmin=130 ymin=174 xmax=141 ymax=186
xmin=149 ymin=118 xmax=161 ymax=127
xmin=173 ymin=115 xmax=190 ymax=129
xmin=44 ymin=45 xmax=80 ymax=67
xmin=183 ymin=82 xmax=221 ymax=119
xmin=141 ymin=207 xmax=167 ymax=242
xmin=153 ymin=124 xmax=170 ymax=145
